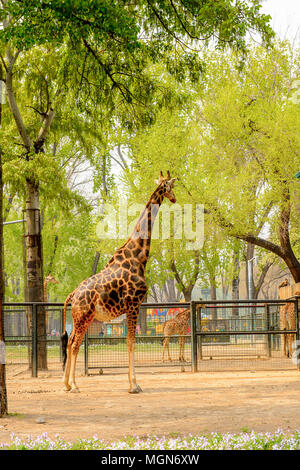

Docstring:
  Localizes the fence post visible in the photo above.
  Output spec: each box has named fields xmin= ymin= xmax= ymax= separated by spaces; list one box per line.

xmin=59 ymin=308 xmax=64 ymax=362
xmin=265 ymin=304 xmax=272 ymax=358
xmin=197 ymin=304 xmax=203 ymax=360
xmin=190 ymin=301 xmax=198 ymax=372
xmin=31 ymin=304 xmax=38 ymax=378
xmin=295 ymin=298 xmax=300 ymax=371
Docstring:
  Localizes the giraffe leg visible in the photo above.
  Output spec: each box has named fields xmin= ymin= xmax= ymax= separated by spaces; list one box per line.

xmin=63 ymin=309 xmax=94 ymax=392
xmin=179 ymin=337 xmax=186 ymax=362
xmin=283 ymin=332 xmax=288 ymax=357
xmin=288 ymin=334 xmax=295 ymax=359
xmin=127 ymin=313 xmax=142 ymax=394
xmin=167 ymin=337 xmax=172 ymax=361
xmin=68 ymin=348 xmax=80 ymax=392
xmin=162 ymin=337 xmax=171 ymax=362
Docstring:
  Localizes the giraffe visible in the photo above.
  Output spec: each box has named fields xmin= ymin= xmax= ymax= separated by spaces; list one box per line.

xmin=162 ymin=303 xmax=206 ymax=362
xmin=162 ymin=308 xmax=191 ymax=363
xmin=281 ymin=291 xmax=300 ymax=358
xmin=279 ymin=279 xmax=289 ymax=354
xmin=61 ymin=171 xmax=177 ymax=393
xmin=43 ymin=274 xmax=59 ymax=331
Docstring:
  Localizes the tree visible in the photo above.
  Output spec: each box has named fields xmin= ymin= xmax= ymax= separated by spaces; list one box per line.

xmin=194 ymin=43 xmax=300 ymax=282
xmin=0 ymin=0 xmax=274 ymax=308
xmin=0 ymin=62 xmax=7 ymax=416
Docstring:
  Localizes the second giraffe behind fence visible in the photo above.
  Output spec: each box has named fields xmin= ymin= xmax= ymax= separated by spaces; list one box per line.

xmin=162 ymin=308 xmax=191 ymax=363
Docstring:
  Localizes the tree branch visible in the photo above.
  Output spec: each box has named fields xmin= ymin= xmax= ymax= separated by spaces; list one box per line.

xmin=5 ymin=49 xmax=32 ymax=150
xmin=34 ymin=108 xmax=55 ymax=152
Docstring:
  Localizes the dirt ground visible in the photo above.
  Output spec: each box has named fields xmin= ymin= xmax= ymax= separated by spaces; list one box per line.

xmin=1 ymin=366 xmax=300 ymax=444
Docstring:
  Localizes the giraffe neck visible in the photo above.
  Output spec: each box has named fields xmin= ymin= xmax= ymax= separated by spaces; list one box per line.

xmin=125 ymin=185 xmax=164 ymax=265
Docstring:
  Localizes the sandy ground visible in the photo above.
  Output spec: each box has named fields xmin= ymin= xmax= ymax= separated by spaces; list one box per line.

xmin=1 ymin=367 xmax=300 ymax=444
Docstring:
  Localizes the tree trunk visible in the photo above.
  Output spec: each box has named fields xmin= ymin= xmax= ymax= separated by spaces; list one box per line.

xmin=182 ymin=285 xmax=193 ymax=302
xmin=246 ymin=242 xmax=255 ymax=299
xmin=232 ymin=248 xmax=240 ymax=318
xmin=4 ymin=46 xmax=55 ymax=372
xmin=92 ymin=251 xmax=100 ymax=275
xmin=25 ymin=179 xmax=46 ymax=370
xmin=0 ymin=117 xmax=8 ymax=415
xmin=165 ymin=279 xmax=179 ymax=302
xmin=210 ymin=276 xmax=217 ymax=329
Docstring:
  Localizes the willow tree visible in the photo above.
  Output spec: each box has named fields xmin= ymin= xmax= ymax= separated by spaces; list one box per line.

xmin=189 ymin=42 xmax=300 ymax=283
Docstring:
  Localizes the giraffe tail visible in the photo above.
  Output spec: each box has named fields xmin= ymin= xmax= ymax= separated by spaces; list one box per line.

xmin=61 ymin=291 xmax=75 ymax=370
xmin=61 ymin=331 xmax=68 ymax=370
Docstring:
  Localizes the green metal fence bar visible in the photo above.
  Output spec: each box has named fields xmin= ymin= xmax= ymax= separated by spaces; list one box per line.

xmin=190 ymin=301 xmax=197 ymax=372
xmin=197 ymin=305 xmax=203 ymax=361
xmin=295 ymin=298 xmax=300 ymax=371
xmin=265 ymin=304 xmax=272 ymax=358
xmin=31 ymin=304 xmax=38 ymax=378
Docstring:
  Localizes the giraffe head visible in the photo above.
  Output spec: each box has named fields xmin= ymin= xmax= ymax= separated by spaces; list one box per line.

xmin=44 ymin=274 xmax=59 ymax=285
xmin=155 ymin=170 xmax=177 ymax=203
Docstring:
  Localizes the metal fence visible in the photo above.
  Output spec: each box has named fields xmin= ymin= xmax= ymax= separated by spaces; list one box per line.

xmin=190 ymin=298 xmax=300 ymax=372
xmin=86 ymin=302 xmax=191 ymax=374
xmin=2 ymin=297 xmax=300 ymax=377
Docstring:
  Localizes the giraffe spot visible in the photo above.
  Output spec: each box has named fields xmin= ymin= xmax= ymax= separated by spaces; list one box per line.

xmin=136 ymin=289 xmax=146 ymax=297
xmin=109 ymin=290 xmax=119 ymax=303
xmin=115 ymin=254 xmax=124 ymax=263
xmin=99 ymin=292 xmax=109 ymax=302
xmin=124 ymin=249 xmax=131 ymax=258
xmin=133 ymin=248 xmax=140 ymax=257
xmin=122 ymin=261 xmax=130 ymax=270
xmin=126 ymin=241 xmax=135 ymax=250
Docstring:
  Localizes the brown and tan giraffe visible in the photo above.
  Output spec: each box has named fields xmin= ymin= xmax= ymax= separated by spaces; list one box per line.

xmin=281 ymin=291 xmax=300 ymax=358
xmin=43 ymin=274 xmax=59 ymax=330
xmin=162 ymin=308 xmax=191 ymax=363
xmin=61 ymin=171 xmax=177 ymax=393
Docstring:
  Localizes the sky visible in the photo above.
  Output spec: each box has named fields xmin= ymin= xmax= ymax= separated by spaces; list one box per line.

xmin=260 ymin=0 xmax=300 ymax=41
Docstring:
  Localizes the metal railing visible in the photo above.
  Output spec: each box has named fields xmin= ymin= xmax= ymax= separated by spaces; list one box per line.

xmin=2 ymin=297 xmax=299 ymax=376
xmin=190 ymin=298 xmax=300 ymax=372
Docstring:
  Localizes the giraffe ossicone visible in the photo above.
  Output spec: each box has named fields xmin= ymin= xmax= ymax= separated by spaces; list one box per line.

xmin=61 ymin=171 xmax=177 ymax=393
